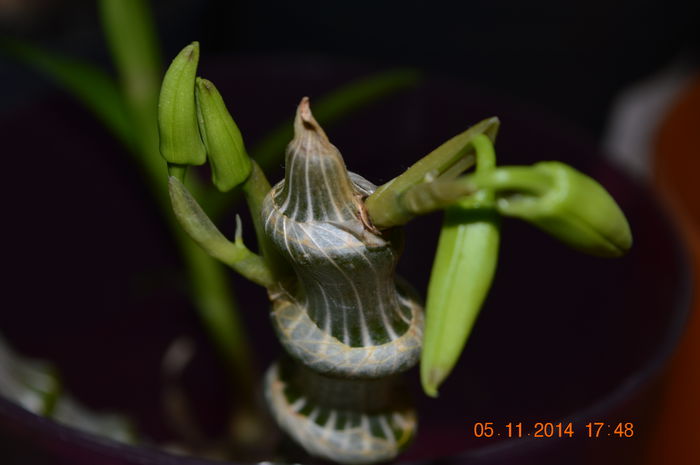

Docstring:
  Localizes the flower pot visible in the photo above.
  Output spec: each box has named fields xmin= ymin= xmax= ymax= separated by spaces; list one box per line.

xmin=0 ymin=56 xmax=690 ymax=465
xmin=647 ymin=74 xmax=700 ymax=463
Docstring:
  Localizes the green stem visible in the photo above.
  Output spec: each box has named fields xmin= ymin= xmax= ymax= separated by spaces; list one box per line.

xmin=99 ymin=0 xmax=161 ymax=136
xmin=398 ymin=135 xmax=499 ymax=218
xmin=384 ymin=134 xmax=500 ymax=223
xmin=183 ymin=243 xmax=255 ymax=393
xmin=466 ymin=165 xmax=554 ymax=197
xmin=168 ymin=176 xmax=275 ymax=288
xmin=365 ymin=117 xmax=499 ymax=229
xmin=472 ymin=133 xmax=496 ymax=173
xmin=167 ymin=164 xmax=187 ymax=183
xmin=241 ymin=161 xmax=293 ymax=282
xmin=469 ymin=133 xmax=496 ymax=207
xmin=98 ymin=0 xmax=256 ymax=399
xmin=398 ymin=178 xmax=475 ymax=217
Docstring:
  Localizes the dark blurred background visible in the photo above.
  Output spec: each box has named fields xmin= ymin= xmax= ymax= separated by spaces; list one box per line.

xmin=1 ymin=0 xmax=698 ymax=135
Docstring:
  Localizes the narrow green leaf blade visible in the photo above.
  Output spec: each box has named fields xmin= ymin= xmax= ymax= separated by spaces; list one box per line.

xmin=98 ymin=0 xmax=163 ymax=178
xmin=1 ymin=39 xmax=133 ymax=148
xmin=98 ymin=0 xmax=162 ymax=106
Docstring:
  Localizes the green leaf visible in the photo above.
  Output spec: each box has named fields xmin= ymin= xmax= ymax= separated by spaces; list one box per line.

xmin=98 ymin=0 xmax=163 ymax=178
xmin=1 ymin=39 xmax=133 ymax=149
xmin=98 ymin=0 xmax=162 ymax=108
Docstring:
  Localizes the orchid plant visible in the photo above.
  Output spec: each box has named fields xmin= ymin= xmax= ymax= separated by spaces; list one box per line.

xmin=2 ymin=1 xmax=631 ymax=463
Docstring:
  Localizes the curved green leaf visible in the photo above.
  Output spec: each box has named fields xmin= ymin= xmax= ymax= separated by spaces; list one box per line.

xmin=1 ymin=39 xmax=133 ymax=149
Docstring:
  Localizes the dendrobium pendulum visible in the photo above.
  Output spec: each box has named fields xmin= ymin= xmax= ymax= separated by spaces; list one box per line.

xmin=160 ymin=42 xmax=632 ymax=465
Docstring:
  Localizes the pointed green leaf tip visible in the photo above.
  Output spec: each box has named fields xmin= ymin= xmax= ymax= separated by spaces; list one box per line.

xmin=158 ymin=42 xmax=206 ymax=166
xmin=195 ymin=77 xmax=252 ymax=192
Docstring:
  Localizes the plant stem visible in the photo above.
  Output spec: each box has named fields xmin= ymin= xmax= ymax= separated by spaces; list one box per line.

xmin=184 ymin=243 xmax=255 ymax=391
xmin=99 ymin=0 xmax=161 ymax=136
xmin=241 ymin=161 xmax=293 ymax=282
xmin=467 ymin=165 xmax=554 ymax=196
xmin=97 ymin=0 xmax=257 ymax=402
xmin=365 ymin=117 xmax=499 ymax=229
xmin=168 ymin=177 xmax=275 ymax=288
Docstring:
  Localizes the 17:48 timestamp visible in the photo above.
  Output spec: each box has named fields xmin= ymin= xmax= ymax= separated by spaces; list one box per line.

xmin=586 ymin=422 xmax=634 ymax=438
xmin=472 ymin=422 xmax=634 ymax=438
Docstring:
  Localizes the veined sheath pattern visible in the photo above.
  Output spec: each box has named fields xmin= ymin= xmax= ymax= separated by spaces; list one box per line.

xmin=264 ymin=359 xmax=416 ymax=465
xmin=262 ymin=98 xmax=423 ymax=379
